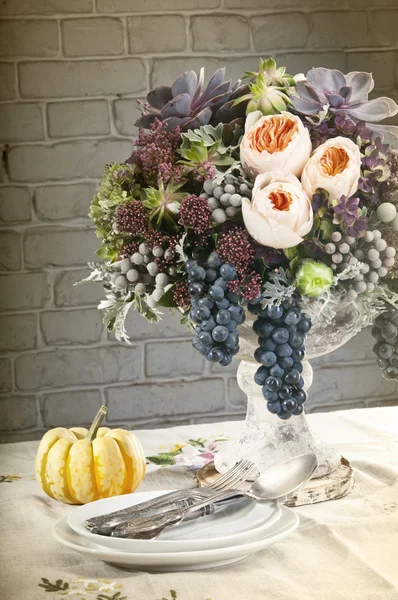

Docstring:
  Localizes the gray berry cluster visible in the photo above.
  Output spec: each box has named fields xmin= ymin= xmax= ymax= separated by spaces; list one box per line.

xmin=113 ymin=243 xmax=175 ymax=305
xmin=201 ymin=174 xmax=253 ymax=224
xmin=326 ymin=230 xmax=397 ymax=299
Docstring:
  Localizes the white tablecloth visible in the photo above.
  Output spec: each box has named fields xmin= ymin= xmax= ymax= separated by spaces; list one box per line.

xmin=0 ymin=407 xmax=398 ymax=600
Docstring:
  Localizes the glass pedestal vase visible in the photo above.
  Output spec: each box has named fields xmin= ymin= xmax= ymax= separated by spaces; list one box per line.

xmin=200 ymin=300 xmax=362 ymax=506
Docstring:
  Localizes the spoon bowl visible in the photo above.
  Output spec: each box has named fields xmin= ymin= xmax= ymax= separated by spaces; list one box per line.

xmin=249 ymin=453 xmax=318 ymax=501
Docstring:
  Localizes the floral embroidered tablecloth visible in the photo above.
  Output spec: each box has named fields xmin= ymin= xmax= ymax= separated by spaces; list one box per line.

xmin=1 ymin=407 xmax=398 ymax=600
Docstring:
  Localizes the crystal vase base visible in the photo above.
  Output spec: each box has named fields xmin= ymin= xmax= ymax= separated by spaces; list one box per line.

xmin=197 ymin=359 xmax=354 ymax=506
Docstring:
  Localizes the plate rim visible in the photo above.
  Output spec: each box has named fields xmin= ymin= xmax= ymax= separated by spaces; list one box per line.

xmin=67 ymin=489 xmax=282 ymax=551
xmin=54 ymin=506 xmax=299 ymax=562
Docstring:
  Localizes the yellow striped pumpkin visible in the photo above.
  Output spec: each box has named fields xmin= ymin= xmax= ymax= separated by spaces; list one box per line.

xmin=35 ymin=406 xmax=146 ymax=504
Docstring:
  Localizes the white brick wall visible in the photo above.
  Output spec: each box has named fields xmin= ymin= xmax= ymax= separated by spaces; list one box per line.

xmin=1 ymin=1 xmax=398 ymax=442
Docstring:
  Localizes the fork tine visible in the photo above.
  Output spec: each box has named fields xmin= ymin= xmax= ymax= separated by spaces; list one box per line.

xmin=213 ymin=460 xmax=252 ymax=491
xmin=220 ymin=461 xmax=255 ymax=490
xmin=209 ymin=459 xmax=247 ymax=491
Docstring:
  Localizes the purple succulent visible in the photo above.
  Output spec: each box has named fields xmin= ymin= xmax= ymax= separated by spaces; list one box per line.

xmin=333 ymin=195 xmax=361 ymax=226
xmin=291 ymin=68 xmax=398 ymax=144
xmin=135 ymin=68 xmax=248 ymax=132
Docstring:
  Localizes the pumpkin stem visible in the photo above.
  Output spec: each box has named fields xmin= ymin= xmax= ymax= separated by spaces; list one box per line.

xmin=86 ymin=405 xmax=107 ymax=442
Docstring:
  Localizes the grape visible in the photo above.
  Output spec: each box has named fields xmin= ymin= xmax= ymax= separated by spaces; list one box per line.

xmin=206 ymin=268 xmax=218 ymax=283
xmin=198 ymin=296 xmax=214 ymax=309
xmin=284 ymin=309 xmax=300 ymax=326
xmin=216 ymin=309 xmax=231 ymax=325
xmin=216 ymin=298 xmax=230 ymax=309
xmin=260 ymin=351 xmax=277 ymax=367
xmin=379 ymin=343 xmax=394 ymax=359
xmin=259 ymin=338 xmax=277 ymax=352
xmin=195 ymin=305 xmax=210 ymax=321
xmin=267 ymin=305 xmax=284 ymax=320
xmin=220 ymin=353 xmax=233 ymax=366
xmin=254 ymin=366 xmax=269 ymax=385
xmin=284 ymin=369 xmax=300 ymax=385
xmin=275 ymin=343 xmax=293 ymax=357
xmin=228 ymin=304 xmax=243 ymax=321
xmin=208 ymin=347 xmax=224 ymax=362
xmin=199 ymin=331 xmax=212 ymax=346
xmin=226 ymin=320 xmax=237 ymax=332
xmin=265 ymin=376 xmax=282 ymax=392
xmin=263 ymin=389 xmax=279 ymax=402
xmin=226 ymin=291 xmax=241 ymax=303
xmin=220 ymin=263 xmax=237 ymax=280
xmin=212 ymin=325 xmax=229 ymax=342
xmin=252 ymin=292 xmax=312 ymax=419
xmin=209 ymin=286 xmax=224 ymax=301
xmin=272 ymin=328 xmax=289 ymax=344
xmin=189 ymin=282 xmax=204 ymax=296
xmin=282 ymin=398 xmax=297 ymax=412
xmin=267 ymin=400 xmax=282 ymax=414
xmin=207 ymin=252 xmax=222 ymax=268
xmin=189 ymin=266 xmax=206 ymax=281
xmin=185 ymin=259 xmax=197 ymax=272
xmin=214 ymin=277 xmax=228 ymax=291
xmin=225 ymin=332 xmax=239 ymax=349
xmin=270 ymin=364 xmax=285 ymax=379
xmin=279 ymin=356 xmax=294 ymax=370
xmin=201 ymin=316 xmax=216 ymax=331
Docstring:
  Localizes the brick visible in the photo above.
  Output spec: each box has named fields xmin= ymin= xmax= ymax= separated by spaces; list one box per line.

xmin=62 ymin=18 xmax=124 ymax=57
xmin=8 ymin=139 xmax=132 ymax=182
xmin=43 ymin=389 xmax=101 ymax=426
xmin=0 ymin=396 xmax=37 ymax=431
xmin=0 ymin=0 xmax=92 ymax=15
xmin=24 ymin=227 xmax=97 ymax=268
xmin=151 ymin=56 xmax=259 ymax=90
xmin=347 ymin=52 xmax=395 ymax=89
xmin=97 ymin=0 xmax=219 ymax=11
xmin=277 ymin=52 xmax=347 ymax=77
xmin=225 ymin=0 xmax=397 ymax=5
xmin=368 ymin=11 xmax=398 ymax=47
xmin=0 ymin=232 xmax=22 ymax=270
xmin=128 ymin=16 xmax=186 ymax=53
xmin=0 ymin=103 xmax=44 ymax=142
xmin=0 ymin=20 xmax=58 ymax=57
xmin=0 ymin=314 xmax=37 ymax=351
xmin=47 ymin=100 xmax=110 ymax=138
xmin=41 ymin=308 xmax=103 ymax=345
xmin=0 ymin=358 xmax=12 ymax=393
xmin=0 ymin=273 xmax=50 ymax=311
xmin=306 ymin=401 xmax=367 ymax=414
xmin=19 ymin=59 xmax=146 ymax=99
xmin=227 ymin=377 xmax=245 ymax=409
xmin=0 ymin=429 xmax=44 ymax=442
xmin=309 ymin=363 xmax=397 ymax=404
xmin=146 ymin=341 xmax=204 ymax=378
xmin=15 ymin=345 xmax=140 ymax=390
xmin=34 ymin=183 xmax=96 ymax=221
xmin=310 ymin=11 xmax=367 ymax=49
xmin=117 ymin=311 xmax=188 ymax=341
xmin=113 ymin=99 xmax=142 ymax=136
xmin=191 ymin=16 xmax=249 ymax=52
xmin=0 ymin=63 xmax=16 ymax=100
xmin=366 ymin=397 xmax=398 ymax=408
xmin=311 ymin=328 xmax=374 ymax=367
xmin=251 ymin=14 xmax=309 ymax=52
xmin=106 ymin=378 xmax=224 ymax=421
xmin=54 ymin=268 xmax=105 ymax=307
xmin=0 ymin=187 xmax=31 ymax=223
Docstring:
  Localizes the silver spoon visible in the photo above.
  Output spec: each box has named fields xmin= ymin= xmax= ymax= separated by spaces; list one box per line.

xmin=113 ymin=453 xmax=318 ymax=540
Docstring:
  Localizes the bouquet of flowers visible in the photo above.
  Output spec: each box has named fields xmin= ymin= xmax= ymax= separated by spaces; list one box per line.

xmin=86 ymin=58 xmax=398 ymax=420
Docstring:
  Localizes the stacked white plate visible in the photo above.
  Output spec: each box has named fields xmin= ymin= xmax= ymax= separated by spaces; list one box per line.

xmin=53 ymin=490 xmax=299 ymax=571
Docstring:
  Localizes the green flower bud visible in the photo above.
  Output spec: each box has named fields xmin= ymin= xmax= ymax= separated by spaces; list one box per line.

xmin=295 ymin=259 xmax=333 ymax=297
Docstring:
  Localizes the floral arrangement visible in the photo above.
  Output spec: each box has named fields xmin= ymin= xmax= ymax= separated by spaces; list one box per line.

xmin=85 ymin=58 xmax=398 ymax=420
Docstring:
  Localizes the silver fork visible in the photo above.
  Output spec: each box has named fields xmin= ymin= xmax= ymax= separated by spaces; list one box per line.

xmin=87 ymin=459 xmax=257 ymax=534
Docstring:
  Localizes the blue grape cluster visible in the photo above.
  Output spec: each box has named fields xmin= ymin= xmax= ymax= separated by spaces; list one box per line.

xmin=248 ymin=294 xmax=312 ymax=419
xmin=372 ymin=308 xmax=398 ymax=380
xmin=187 ymin=252 xmax=244 ymax=366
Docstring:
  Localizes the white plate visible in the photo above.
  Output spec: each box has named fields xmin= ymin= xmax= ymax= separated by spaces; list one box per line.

xmin=67 ymin=490 xmax=282 ymax=553
xmin=54 ymin=507 xmax=299 ymax=572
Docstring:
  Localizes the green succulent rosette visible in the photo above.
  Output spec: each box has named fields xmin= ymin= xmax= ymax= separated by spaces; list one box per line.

xmin=295 ymin=259 xmax=333 ymax=298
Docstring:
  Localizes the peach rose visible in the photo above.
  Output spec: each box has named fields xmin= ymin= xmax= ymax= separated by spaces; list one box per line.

xmin=242 ymin=172 xmax=313 ymax=249
xmin=240 ymin=111 xmax=312 ymax=180
xmin=301 ymin=136 xmax=361 ymax=200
